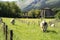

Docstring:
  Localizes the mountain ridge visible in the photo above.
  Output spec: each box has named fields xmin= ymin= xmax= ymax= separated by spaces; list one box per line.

xmin=16 ymin=0 xmax=60 ymax=12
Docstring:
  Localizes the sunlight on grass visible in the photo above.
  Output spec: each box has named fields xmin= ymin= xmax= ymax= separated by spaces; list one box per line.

xmin=0 ymin=18 xmax=60 ymax=40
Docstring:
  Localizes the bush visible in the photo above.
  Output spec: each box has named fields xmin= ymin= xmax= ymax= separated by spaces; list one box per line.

xmin=55 ymin=11 xmax=60 ymax=19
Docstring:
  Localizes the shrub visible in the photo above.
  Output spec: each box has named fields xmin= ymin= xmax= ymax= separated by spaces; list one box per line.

xmin=55 ymin=11 xmax=60 ymax=19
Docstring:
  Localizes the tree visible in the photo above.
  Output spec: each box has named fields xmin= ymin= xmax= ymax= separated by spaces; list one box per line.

xmin=28 ymin=9 xmax=41 ymax=18
xmin=0 ymin=2 xmax=21 ymax=17
xmin=55 ymin=11 xmax=60 ymax=19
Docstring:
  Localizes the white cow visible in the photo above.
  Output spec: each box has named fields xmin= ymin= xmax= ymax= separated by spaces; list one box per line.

xmin=51 ymin=23 xmax=55 ymax=27
xmin=40 ymin=20 xmax=48 ymax=32
xmin=10 ymin=18 xmax=15 ymax=25
xmin=49 ymin=21 xmax=55 ymax=27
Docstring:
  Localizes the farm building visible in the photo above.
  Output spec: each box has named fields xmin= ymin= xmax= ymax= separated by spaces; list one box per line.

xmin=40 ymin=8 xmax=55 ymax=18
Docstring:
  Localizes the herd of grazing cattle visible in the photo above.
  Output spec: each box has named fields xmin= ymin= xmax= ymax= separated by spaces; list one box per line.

xmin=0 ymin=18 xmax=56 ymax=32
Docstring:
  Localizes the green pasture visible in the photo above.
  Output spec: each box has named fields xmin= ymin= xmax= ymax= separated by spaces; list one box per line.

xmin=0 ymin=18 xmax=60 ymax=40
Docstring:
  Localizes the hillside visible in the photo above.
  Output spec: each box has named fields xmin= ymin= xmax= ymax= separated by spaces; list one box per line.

xmin=16 ymin=0 xmax=60 ymax=12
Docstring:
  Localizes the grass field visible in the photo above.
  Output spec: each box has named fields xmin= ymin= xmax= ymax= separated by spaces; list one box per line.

xmin=0 ymin=18 xmax=60 ymax=40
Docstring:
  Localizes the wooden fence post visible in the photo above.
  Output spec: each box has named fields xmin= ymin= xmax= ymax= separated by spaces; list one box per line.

xmin=2 ymin=22 xmax=6 ymax=34
xmin=5 ymin=25 xmax=8 ymax=40
xmin=10 ymin=30 xmax=13 ymax=40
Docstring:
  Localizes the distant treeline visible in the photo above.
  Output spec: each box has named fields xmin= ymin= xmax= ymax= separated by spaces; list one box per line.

xmin=0 ymin=2 xmax=60 ymax=18
xmin=0 ymin=2 xmax=21 ymax=18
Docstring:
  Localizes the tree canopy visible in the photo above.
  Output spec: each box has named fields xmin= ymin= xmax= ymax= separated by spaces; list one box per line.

xmin=0 ymin=2 xmax=21 ymax=17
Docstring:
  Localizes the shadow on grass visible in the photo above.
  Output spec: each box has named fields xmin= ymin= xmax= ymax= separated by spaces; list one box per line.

xmin=45 ymin=30 xmax=57 ymax=34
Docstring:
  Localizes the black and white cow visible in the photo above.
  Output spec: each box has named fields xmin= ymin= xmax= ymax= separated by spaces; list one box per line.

xmin=10 ymin=18 xmax=15 ymax=25
xmin=40 ymin=20 xmax=48 ymax=32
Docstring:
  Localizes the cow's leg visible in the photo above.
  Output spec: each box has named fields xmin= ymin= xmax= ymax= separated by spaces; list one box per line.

xmin=43 ymin=26 xmax=47 ymax=32
xmin=41 ymin=26 xmax=45 ymax=32
xmin=44 ymin=26 xmax=48 ymax=32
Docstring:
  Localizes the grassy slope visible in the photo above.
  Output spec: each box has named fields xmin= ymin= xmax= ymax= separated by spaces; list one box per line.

xmin=0 ymin=18 xmax=60 ymax=40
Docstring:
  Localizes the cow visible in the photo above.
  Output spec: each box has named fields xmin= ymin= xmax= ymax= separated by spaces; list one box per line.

xmin=10 ymin=18 xmax=15 ymax=25
xmin=49 ymin=21 xmax=55 ymax=27
xmin=40 ymin=20 xmax=48 ymax=32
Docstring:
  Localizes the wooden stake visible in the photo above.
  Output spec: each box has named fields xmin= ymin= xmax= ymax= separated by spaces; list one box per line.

xmin=10 ymin=30 xmax=13 ymax=40
xmin=5 ymin=25 xmax=8 ymax=40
